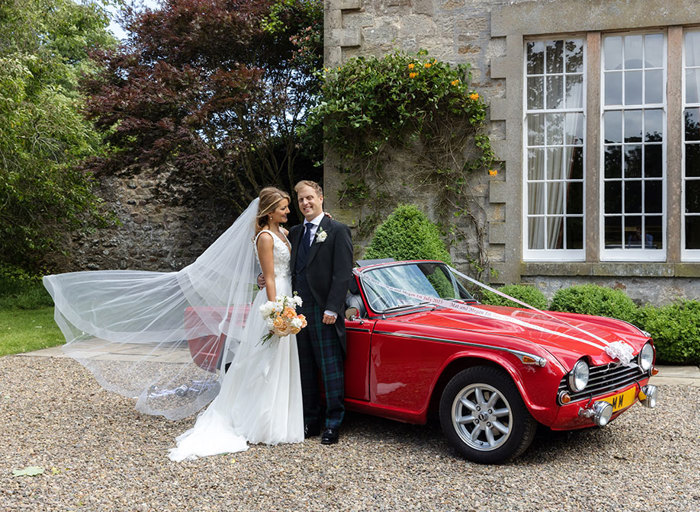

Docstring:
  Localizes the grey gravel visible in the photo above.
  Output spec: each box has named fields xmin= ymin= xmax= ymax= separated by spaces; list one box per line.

xmin=1 ymin=356 xmax=698 ymax=511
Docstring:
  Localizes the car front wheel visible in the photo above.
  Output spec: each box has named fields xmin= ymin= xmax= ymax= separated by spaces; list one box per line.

xmin=439 ymin=366 xmax=536 ymax=464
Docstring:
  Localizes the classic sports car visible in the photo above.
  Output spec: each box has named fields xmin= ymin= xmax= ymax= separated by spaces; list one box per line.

xmin=340 ymin=259 xmax=658 ymax=463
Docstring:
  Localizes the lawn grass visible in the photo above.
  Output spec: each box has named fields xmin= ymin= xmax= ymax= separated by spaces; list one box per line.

xmin=0 ymin=276 xmax=63 ymax=356
xmin=0 ymin=306 xmax=64 ymax=356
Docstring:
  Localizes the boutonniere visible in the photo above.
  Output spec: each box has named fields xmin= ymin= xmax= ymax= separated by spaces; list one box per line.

xmin=315 ymin=227 xmax=328 ymax=243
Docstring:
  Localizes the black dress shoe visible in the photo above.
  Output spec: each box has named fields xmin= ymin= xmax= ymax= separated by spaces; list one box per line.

xmin=321 ymin=428 xmax=339 ymax=445
xmin=304 ymin=424 xmax=320 ymax=438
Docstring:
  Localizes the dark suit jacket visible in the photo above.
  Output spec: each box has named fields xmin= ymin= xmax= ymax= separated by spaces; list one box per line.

xmin=289 ymin=215 xmax=353 ymax=352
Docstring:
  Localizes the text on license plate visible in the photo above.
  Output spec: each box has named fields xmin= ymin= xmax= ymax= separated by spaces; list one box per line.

xmin=602 ymin=388 xmax=637 ymax=412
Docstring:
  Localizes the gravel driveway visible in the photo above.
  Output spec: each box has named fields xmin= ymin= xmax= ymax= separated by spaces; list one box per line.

xmin=1 ymin=356 xmax=698 ymax=511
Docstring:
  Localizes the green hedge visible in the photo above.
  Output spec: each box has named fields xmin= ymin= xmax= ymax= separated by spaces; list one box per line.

xmin=549 ymin=284 xmax=639 ymax=324
xmin=0 ymin=264 xmax=53 ymax=310
xmin=364 ymin=204 xmax=451 ymax=263
xmin=475 ymin=280 xmax=698 ymax=365
xmin=636 ymin=301 xmax=700 ymax=364
xmin=480 ymin=284 xmax=548 ymax=310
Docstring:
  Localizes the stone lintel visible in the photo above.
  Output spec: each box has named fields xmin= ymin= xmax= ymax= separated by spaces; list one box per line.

xmin=492 ymin=0 xmax=700 ymax=38
xmin=488 ymin=180 xmax=509 ymax=204
xmin=489 ymin=222 xmax=507 ymax=245
xmin=338 ymin=0 xmax=362 ymax=10
xmin=521 ymin=262 xmax=700 ymax=279
xmin=331 ymin=28 xmax=361 ymax=47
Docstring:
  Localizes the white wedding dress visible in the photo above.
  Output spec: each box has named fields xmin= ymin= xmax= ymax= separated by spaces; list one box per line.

xmin=168 ymin=230 xmax=304 ymax=461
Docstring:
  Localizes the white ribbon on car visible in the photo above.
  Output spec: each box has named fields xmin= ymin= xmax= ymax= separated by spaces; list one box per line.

xmin=359 ymin=264 xmax=636 ymax=363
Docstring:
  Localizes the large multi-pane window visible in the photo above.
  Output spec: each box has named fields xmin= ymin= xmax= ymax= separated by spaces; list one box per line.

xmin=684 ymin=30 xmax=700 ymax=260
xmin=601 ymin=33 xmax=665 ymax=260
xmin=524 ymin=39 xmax=585 ymax=260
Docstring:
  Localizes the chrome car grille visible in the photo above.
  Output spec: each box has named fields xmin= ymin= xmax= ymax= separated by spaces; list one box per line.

xmin=558 ymin=362 xmax=648 ymax=403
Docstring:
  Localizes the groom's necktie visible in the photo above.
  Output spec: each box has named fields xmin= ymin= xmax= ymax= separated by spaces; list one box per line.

xmin=298 ymin=222 xmax=313 ymax=270
xmin=303 ymin=222 xmax=313 ymax=247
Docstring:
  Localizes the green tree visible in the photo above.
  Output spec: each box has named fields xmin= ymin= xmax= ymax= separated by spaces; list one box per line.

xmin=0 ymin=0 xmax=116 ymax=272
xmin=82 ymin=0 xmax=323 ymax=215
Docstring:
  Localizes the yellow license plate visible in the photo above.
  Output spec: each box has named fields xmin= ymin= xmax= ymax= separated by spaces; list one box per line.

xmin=602 ymin=388 xmax=637 ymax=412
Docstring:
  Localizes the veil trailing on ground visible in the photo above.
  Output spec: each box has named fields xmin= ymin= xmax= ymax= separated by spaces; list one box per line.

xmin=44 ymin=199 xmax=261 ymax=420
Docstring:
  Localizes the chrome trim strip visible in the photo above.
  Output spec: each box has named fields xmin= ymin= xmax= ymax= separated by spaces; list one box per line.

xmin=346 ymin=327 xmax=371 ymax=333
xmin=372 ymin=330 xmax=547 ymax=367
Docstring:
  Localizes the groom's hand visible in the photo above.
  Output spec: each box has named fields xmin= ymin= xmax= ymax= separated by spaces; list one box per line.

xmin=322 ymin=312 xmax=337 ymax=324
xmin=257 ymin=273 xmax=266 ymax=289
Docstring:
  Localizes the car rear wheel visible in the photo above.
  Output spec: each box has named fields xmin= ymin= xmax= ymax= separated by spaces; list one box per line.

xmin=439 ymin=366 xmax=536 ymax=464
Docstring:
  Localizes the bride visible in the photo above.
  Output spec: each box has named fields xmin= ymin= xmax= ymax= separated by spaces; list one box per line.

xmin=44 ymin=187 xmax=303 ymax=460
xmin=168 ymin=187 xmax=303 ymax=460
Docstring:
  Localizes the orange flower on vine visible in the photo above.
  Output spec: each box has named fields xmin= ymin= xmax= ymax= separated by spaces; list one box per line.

xmin=469 ymin=93 xmax=479 ymax=101
xmin=451 ymin=79 xmax=460 ymax=86
xmin=488 ymin=169 xmax=498 ymax=176
xmin=409 ymin=72 xmax=418 ymax=79
xmin=408 ymin=63 xmax=415 ymax=70
xmin=424 ymin=62 xmax=432 ymax=68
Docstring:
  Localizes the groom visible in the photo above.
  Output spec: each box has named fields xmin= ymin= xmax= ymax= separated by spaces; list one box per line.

xmin=289 ymin=180 xmax=353 ymax=445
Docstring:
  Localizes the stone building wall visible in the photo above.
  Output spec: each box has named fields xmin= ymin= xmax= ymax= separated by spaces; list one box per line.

xmin=323 ymin=0 xmax=700 ymax=304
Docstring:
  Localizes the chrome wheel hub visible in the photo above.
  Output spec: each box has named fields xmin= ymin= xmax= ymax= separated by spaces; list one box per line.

xmin=451 ymin=382 xmax=513 ymax=451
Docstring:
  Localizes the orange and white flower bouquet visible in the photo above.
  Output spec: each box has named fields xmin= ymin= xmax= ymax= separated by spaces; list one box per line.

xmin=259 ymin=294 xmax=307 ymax=343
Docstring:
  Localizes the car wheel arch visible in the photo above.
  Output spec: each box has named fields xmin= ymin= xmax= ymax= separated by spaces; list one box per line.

xmin=427 ymin=354 xmax=527 ymax=421
xmin=438 ymin=365 xmax=538 ymax=463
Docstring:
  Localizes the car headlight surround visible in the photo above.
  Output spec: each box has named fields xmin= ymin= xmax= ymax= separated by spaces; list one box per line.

xmin=568 ymin=359 xmax=589 ymax=392
xmin=638 ymin=342 xmax=654 ymax=372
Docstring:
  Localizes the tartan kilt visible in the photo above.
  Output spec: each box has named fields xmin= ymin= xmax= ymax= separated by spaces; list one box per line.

xmin=296 ymin=302 xmax=345 ymax=429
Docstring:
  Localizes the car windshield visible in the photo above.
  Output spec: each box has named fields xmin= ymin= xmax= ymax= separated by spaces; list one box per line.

xmin=360 ymin=262 xmax=475 ymax=313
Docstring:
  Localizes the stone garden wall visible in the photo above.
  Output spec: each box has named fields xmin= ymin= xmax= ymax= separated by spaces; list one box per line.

xmin=61 ymin=173 xmax=234 ymax=272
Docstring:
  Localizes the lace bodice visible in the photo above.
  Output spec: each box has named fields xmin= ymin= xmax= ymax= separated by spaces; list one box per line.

xmin=254 ymin=230 xmax=291 ymax=279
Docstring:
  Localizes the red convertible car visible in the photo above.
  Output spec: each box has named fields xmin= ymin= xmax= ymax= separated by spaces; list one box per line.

xmin=339 ymin=259 xmax=658 ymax=463
xmin=186 ymin=259 xmax=658 ymax=463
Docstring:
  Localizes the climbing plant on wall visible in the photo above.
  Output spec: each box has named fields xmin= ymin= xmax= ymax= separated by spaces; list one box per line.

xmin=309 ymin=49 xmax=496 ymax=278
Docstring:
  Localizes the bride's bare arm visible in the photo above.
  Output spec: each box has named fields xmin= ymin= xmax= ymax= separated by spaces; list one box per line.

xmin=256 ymin=233 xmax=277 ymax=301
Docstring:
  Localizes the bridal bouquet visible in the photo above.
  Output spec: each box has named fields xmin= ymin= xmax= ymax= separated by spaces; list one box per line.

xmin=260 ymin=294 xmax=307 ymax=343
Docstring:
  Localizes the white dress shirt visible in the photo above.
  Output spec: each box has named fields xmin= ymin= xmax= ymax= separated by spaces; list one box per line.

xmin=303 ymin=213 xmax=337 ymax=319
xmin=303 ymin=212 xmax=325 ymax=246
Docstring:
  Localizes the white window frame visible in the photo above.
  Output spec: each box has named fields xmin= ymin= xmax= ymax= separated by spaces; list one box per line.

xmin=599 ymin=30 xmax=667 ymax=262
xmin=682 ymin=28 xmax=700 ymax=262
xmin=522 ymin=36 xmax=587 ymax=262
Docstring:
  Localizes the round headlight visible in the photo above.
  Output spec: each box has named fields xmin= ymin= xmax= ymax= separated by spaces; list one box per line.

xmin=568 ymin=360 xmax=589 ymax=392
xmin=638 ymin=342 xmax=654 ymax=372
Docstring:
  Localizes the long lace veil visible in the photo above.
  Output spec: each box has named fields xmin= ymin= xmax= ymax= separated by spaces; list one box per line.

xmin=43 ymin=198 xmax=261 ymax=420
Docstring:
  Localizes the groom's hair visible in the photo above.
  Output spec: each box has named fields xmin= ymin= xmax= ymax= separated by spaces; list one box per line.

xmin=294 ymin=180 xmax=323 ymax=197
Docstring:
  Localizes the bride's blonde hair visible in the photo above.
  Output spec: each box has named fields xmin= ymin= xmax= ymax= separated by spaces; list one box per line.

xmin=255 ymin=187 xmax=291 ymax=234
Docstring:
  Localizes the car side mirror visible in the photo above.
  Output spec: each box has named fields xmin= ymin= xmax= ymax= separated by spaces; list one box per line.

xmin=345 ymin=307 xmax=359 ymax=320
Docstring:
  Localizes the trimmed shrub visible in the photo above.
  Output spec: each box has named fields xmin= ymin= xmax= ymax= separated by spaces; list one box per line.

xmin=636 ymin=301 xmax=700 ymax=364
xmin=549 ymin=284 xmax=638 ymax=323
xmin=479 ymin=284 xmax=548 ymax=310
xmin=364 ymin=204 xmax=452 ymax=264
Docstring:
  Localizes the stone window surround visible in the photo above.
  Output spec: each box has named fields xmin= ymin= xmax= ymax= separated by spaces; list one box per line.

xmin=490 ymin=0 xmax=700 ymax=282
